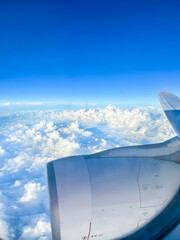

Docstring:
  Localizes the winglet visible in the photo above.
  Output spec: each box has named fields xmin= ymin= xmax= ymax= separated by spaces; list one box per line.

xmin=159 ymin=92 xmax=180 ymax=138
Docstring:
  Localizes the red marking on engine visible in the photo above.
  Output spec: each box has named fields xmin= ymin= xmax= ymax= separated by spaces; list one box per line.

xmin=87 ymin=222 xmax=92 ymax=240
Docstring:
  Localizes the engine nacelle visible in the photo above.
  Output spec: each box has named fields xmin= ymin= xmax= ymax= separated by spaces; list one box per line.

xmin=47 ymin=154 xmax=180 ymax=240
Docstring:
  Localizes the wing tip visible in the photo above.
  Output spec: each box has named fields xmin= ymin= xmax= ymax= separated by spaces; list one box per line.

xmin=158 ymin=91 xmax=180 ymax=111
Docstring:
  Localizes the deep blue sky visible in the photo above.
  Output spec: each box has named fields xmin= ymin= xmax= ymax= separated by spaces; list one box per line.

xmin=1 ymin=0 xmax=180 ymax=104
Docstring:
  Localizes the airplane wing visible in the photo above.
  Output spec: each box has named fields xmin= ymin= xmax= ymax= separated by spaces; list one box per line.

xmin=159 ymin=92 xmax=180 ymax=138
xmin=47 ymin=92 xmax=180 ymax=240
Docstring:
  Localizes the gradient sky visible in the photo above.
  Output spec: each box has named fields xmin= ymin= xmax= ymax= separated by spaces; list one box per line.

xmin=1 ymin=0 xmax=180 ymax=104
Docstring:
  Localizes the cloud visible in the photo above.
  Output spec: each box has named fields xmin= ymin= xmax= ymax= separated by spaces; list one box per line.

xmin=19 ymin=215 xmax=51 ymax=240
xmin=0 ymin=191 xmax=14 ymax=240
xmin=0 ymin=102 xmax=44 ymax=106
xmin=19 ymin=182 xmax=45 ymax=203
xmin=0 ymin=147 xmax=5 ymax=155
xmin=12 ymin=181 xmax=21 ymax=188
xmin=0 ymin=219 xmax=10 ymax=240
xmin=0 ymin=102 xmax=11 ymax=106
xmin=0 ymin=105 xmax=175 ymax=239
xmin=63 ymin=121 xmax=92 ymax=137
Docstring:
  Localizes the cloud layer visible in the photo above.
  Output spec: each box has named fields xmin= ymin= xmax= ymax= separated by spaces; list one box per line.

xmin=0 ymin=105 xmax=175 ymax=239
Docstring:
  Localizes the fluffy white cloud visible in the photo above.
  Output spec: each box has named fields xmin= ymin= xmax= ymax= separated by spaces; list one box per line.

xmin=63 ymin=121 xmax=92 ymax=137
xmin=0 ymin=105 xmax=175 ymax=239
xmin=0 ymin=191 xmax=14 ymax=240
xmin=12 ymin=180 xmax=21 ymax=188
xmin=0 ymin=219 xmax=10 ymax=240
xmin=19 ymin=182 xmax=45 ymax=203
xmin=0 ymin=146 xmax=5 ymax=155
xmin=19 ymin=215 xmax=51 ymax=240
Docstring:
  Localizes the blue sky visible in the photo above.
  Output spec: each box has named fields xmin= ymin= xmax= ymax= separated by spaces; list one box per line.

xmin=1 ymin=0 xmax=180 ymax=104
